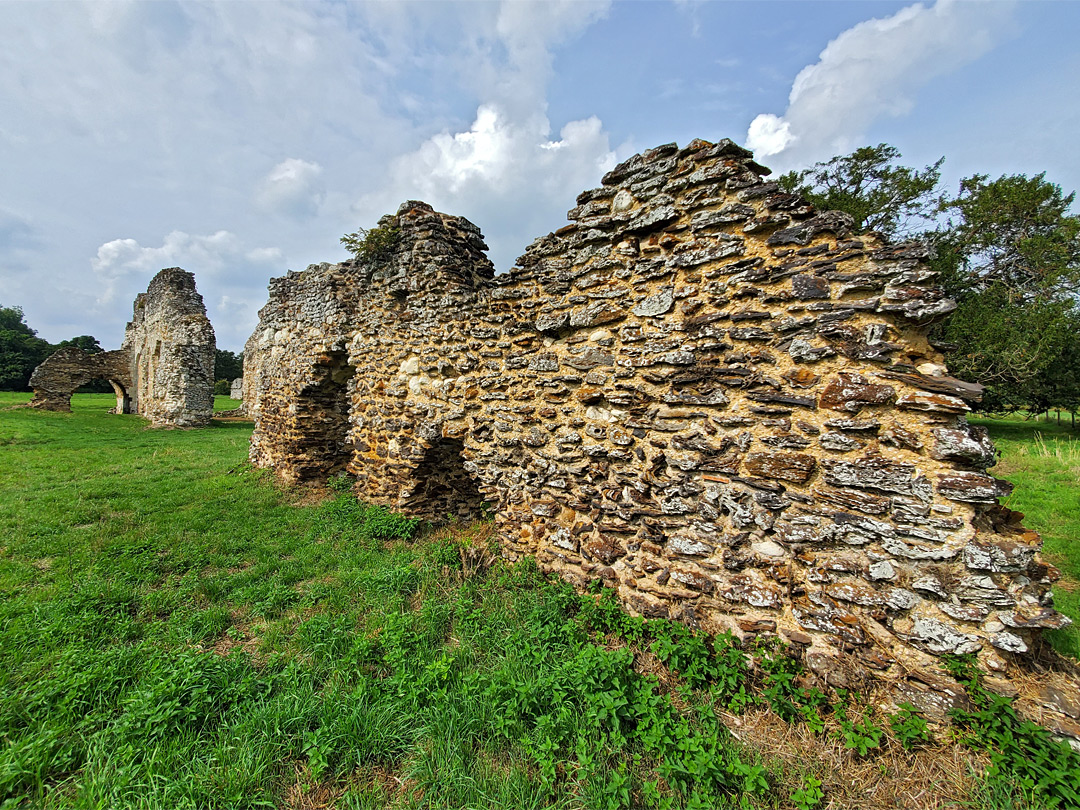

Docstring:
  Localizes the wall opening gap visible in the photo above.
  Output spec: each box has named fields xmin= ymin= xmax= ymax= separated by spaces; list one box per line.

xmin=402 ymin=437 xmax=486 ymax=523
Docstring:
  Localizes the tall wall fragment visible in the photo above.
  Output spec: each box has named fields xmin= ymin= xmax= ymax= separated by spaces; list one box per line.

xmin=246 ymin=138 xmax=1068 ymax=677
xmin=29 ymin=267 xmax=216 ymax=427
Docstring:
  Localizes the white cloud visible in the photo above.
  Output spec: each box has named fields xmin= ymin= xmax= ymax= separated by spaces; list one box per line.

xmin=746 ymin=114 xmax=794 ymax=157
xmin=255 ymin=158 xmax=325 ymax=219
xmin=342 ymin=1 xmax=617 ymax=271
xmin=361 ymin=104 xmax=615 ymax=271
xmin=746 ymin=0 xmax=1015 ymax=170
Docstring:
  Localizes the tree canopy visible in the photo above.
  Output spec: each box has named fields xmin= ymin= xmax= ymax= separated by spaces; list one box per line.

xmin=0 ymin=305 xmax=53 ymax=391
xmin=214 ymin=349 xmax=244 ymax=383
xmin=778 ymin=144 xmax=944 ymax=240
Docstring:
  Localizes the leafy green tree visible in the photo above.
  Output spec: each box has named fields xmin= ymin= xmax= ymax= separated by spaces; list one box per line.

xmin=778 ymin=144 xmax=944 ymax=239
xmin=214 ymin=349 xmax=243 ymax=382
xmin=936 ymin=172 xmax=1080 ymax=299
xmin=340 ymin=224 xmax=401 ymax=263
xmin=0 ymin=305 xmax=53 ymax=391
xmin=932 ymin=173 xmax=1080 ymax=412
xmin=55 ymin=335 xmax=103 ymax=354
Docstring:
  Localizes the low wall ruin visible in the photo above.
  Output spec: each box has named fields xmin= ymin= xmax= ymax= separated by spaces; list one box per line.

xmin=29 ymin=268 xmax=216 ymax=428
xmin=245 ymin=138 xmax=1069 ymax=683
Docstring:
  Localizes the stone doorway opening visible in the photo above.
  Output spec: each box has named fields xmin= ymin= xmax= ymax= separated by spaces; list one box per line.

xmin=401 ymin=437 xmax=486 ymax=523
xmin=291 ymin=350 xmax=356 ymax=479
xmin=65 ymin=378 xmax=130 ymax=414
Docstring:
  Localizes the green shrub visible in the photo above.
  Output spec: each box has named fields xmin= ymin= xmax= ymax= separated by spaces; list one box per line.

xmin=890 ymin=702 xmax=931 ymax=750
xmin=340 ymin=225 xmax=401 ymax=263
xmin=945 ymin=654 xmax=1080 ymax=808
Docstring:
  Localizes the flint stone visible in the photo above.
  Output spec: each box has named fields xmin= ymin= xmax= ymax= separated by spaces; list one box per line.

xmin=931 ymin=426 xmax=996 ymax=467
xmin=990 ymin=632 xmax=1028 ymax=654
xmin=791 ymin=274 xmax=831 ymax=300
xmin=672 ymin=236 xmax=745 ymax=268
xmin=792 ymin=595 xmax=867 ymax=645
xmin=529 ymin=354 xmax=559 ymax=372
xmin=897 ymin=392 xmax=969 ymax=413
xmin=718 ymin=573 xmax=784 ymax=608
xmin=812 ymin=485 xmax=891 ymax=515
xmin=633 ymin=287 xmax=675 ymax=317
xmin=938 ymin=601 xmax=990 ymax=622
xmin=745 ymin=451 xmax=816 ymax=483
xmin=820 ymin=432 xmax=862 ymax=452
xmin=1001 ymin=607 xmax=1072 ymax=630
xmin=911 ymin=616 xmax=982 ymax=655
xmin=570 ymin=302 xmax=626 ymax=328
xmin=938 ymin=472 xmax=1013 ymax=503
xmin=565 ymin=347 xmax=615 ymax=370
xmin=963 ymin=537 xmax=1038 ymax=573
xmin=788 ymin=339 xmax=836 ymax=363
xmin=535 ymin=311 xmax=569 ymax=334
xmin=666 ymin=534 xmax=714 ymax=557
xmin=692 ymin=204 xmax=754 ymax=228
xmin=819 ymin=372 xmax=896 ymax=412
xmin=868 ymin=560 xmax=896 ymax=581
xmin=822 ymin=457 xmax=916 ymax=495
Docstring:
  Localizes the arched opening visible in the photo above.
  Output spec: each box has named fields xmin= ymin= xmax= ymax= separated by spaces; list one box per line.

xmin=289 ymin=350 xmax=357 ymax=479
xmin=66 ymin=378 xmax=130 ymax=414
xmin=401 ymin=437 xmax=486 ymax=523
xmin=108 ymin=380 xmax=131 ymax=414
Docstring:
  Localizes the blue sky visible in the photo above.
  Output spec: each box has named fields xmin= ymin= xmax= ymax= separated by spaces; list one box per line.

xmin=1 ymin=0 xmax=1078 ymax=352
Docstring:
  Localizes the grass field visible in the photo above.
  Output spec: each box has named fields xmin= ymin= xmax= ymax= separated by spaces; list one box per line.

xmin=971 ymin=415 xmax=1080 ymax=658
xmin=1 ymin=393 xmax=1078 ymax=810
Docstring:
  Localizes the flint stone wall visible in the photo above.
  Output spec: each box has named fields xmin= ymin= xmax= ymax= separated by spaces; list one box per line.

xmin=246 ymin=138 xmax=1068 ymax=678
xmin=29 ymin=268 xmax=215 ymax=428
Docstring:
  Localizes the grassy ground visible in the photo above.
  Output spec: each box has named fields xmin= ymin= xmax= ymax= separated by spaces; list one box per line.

xmin=0 ymin=394 xmax=1077 ymax=810
xmin=972 ymin=415 xmax=1080 ymax=657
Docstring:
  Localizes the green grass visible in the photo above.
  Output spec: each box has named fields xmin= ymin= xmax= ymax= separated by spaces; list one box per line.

xmin=973 ymin=415 xmax=1080 ymax=657
xmin=0 ymin=395 xmax=1077 ymax=809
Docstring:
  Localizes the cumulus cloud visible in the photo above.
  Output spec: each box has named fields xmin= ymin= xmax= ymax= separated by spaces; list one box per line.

xmin=365 ymin=104 xmax=615 ymax=271
xmin=87 ymin=229 xmax=287 ymax=350
xmin=345 ymin=1 xmax=617 ymax=270
xmin=94 ymin=230 xmax=237 ymax=281
xmin=746 ymin=0 xmax=1015 ymax=170
xmin=1 ymin=0 xmax=620 ymax=343
xmin=256 ymin=158 xmax=325 ymax=219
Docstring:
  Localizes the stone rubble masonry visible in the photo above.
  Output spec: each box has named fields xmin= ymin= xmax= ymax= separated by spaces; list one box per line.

xmin=245 ymin=138 xmax=1070 ymax=683
xmin=29 ymin=268 xmax=216 ymax=428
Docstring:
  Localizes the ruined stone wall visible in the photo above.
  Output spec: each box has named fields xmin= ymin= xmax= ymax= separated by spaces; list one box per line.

xmin=28 ymin=347 xmax=132 ymax=413
xmin=29 ymin=267 xmax=215 ymax=428
xmin=246 ymin=139 xmax=1068 ymax=679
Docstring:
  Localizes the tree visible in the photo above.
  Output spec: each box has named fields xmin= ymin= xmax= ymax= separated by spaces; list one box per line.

xmin=931 ymin=173 xmax=1080 ymax=412
xmin=0 ymin=305 xmax=52 ymax=391
xmin=55 ymin=335 xmax=103 ymax=354
xmin=778 ymin=144 xmax=944 ymax=239
xmin=935 ymin=172 xmax=1080 ymax=300
xmin=340 ymin=224 xmax=401 ymax=263
xmin=214 ymin=349 xmax=243 ymax=382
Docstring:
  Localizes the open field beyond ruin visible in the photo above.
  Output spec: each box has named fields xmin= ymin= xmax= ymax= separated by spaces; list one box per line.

xmin=1 ymin=393 xmax=1078 ymax=810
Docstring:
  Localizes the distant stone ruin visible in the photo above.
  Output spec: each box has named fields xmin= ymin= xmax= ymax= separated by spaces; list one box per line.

xmin=230 ymin=377 xmax=244 ymax=401
xmin=244 ymin=138 xmax=1069 ymax=684
xmin=29 ymin=268 xmax=215 ymax=428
